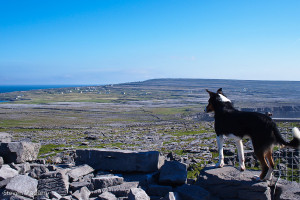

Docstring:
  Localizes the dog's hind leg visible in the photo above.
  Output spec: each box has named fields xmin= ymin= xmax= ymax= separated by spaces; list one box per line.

xmin=235 ymin=138 xmax=245 ymax=171
xmin=256 ymin=151 xmax=269 ymax=181
xmin=216 ymin=135 xmax=225 ymax=168
xmin=264 ymin=149 xmax=274 ymax=180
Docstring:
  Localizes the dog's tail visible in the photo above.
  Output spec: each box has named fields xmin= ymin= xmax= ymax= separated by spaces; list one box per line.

xmin=274 ymin=126 xmax=300 ymax=149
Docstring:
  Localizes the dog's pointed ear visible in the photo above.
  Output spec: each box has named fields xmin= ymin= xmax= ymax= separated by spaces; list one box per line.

xmin=217 ymin=88 xmax=224 ymax=95
xmin=206 ymin=89 xmax=213 ymax=96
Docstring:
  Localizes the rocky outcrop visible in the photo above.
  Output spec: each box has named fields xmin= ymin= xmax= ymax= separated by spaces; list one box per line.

xmin=159 ymin=161 xmax=187 ymax=185
xmin=196 ymin=166 xmax=300 ymax=200
xmin=0 ymin=142 xmax=40 ymax=163
xmin=75 ymin=149 xmax=165 ymax=173
xmin=0 ymin=143 xmax=299 ymax=200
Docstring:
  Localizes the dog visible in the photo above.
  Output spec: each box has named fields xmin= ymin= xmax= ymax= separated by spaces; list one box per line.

xmin=205 ymin=88 xmax=300 ymax=181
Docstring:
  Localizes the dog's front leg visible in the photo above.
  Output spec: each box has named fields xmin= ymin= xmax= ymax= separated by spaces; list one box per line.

xmin=216 ymin=135 xmax=224 ymax=168
xmin=235 ymin=138 xmax=246 ymax=171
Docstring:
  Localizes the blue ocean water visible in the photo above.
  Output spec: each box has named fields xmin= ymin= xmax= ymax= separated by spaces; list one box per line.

xmin=0 ymin=85 xmax=84 ymax=94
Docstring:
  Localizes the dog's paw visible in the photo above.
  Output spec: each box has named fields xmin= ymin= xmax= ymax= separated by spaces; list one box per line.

xmin=253 ymin=175 xmax=262 ymax=182
xmin=238 ymin=163 xmax=246 ymax=171
xmin=239 ymin=166 xmax=246 ymax=171
xmin=215 ymin=161 xmax=224 ymax=168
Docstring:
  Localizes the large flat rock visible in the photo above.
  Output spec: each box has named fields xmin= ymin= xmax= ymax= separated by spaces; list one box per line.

xmin=75 ymin=149 xmax=164 ymax=173
xmin=5 ymin=175 xmax=38 ymax=199
xmin=0 ymin=164 xmax=18 ymax=181
xmin=67 ymin=164 xmax=94 ymax=181
xmin=196 ymin=166 xmax=271 ymax=200
xmin=0 ymin=142 xmax=41 ymax=164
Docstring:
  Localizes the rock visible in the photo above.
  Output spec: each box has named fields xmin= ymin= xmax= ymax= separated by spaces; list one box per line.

xmin=49 ymin=191 xmax=62 ymax=199
xmin=85 ymin=135 xmax=98 ymax=140
xmin=123 ymin=172 xmax=158 ymax=188
xmin=28 ymin=165 xmax=49 ymax=179
xmin=175 ymin=184 xmax=210 ymax=200
xmin=0 ymin=177 xmax=12 ymax=189
xmin=72 ymin=186 xmax=90 ymax=200
xmin=1 ymin=193 xmax=33 ymax=200
xmin=17 ymin=162 xmax=31 ymax=175
xmin=38 ymin=170 xmax=69 ymax=197
xmin=0 ymin=164 xmax=19 ymax=181
xmin=51 ymin=156 xmax=62 ymax=164
xmin=0 ymin=156 xmax=3 ymax=167
xmin=67 ymin=164 xmax=94 ymax=181
xmin=61 ymin=196 xmax=72 ymax=200
xmin=159 ymin=161 xmax=187 ymax=185
xmin=0 ymin=142 xmax=41 ymax=164
xmin=92 ymin=175 xmax=124 ymax=190
xmin=75 ymin=149 xmax=164 ymax=173
xmin=91 ymin=182 xmax=139 ymax=197
xmin=0 ymin=132 xmax=12 ymax=142
xmin=275 ymin=179 xmax=300 ymax=200
xmin=98 ymin=191 xmax=117 ymax=200
xmin=5 ymin=175 xmax=38 ymax=198
xmin=128 ymin=188 xmax=150 ymax=200
xmin=196 ymin=166 xmax=271 ymax=200
xmin=147 ymin=184 xmax=173 ymax=197
xmin=70 ymin=181 xmax=91 ymax=192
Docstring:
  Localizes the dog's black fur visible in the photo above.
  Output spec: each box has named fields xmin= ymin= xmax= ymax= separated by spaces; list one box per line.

xmin=205 ymin=88 xmax=300 ymax=180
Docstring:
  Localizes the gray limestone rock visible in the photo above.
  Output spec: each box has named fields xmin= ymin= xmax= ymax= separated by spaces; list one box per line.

xmin=72 ymin=186 xmax=90 ymax=200
xmin=147 ymin=184 xmax=173 ymax=197
xmin=49 ymin=191 xmax=62 ymax=199
xmin=159 ymin=161 xmax=187 ymax=185
xmin=128 ymin=188 xmax=150 ymax=200
xmin=17 ymin=162 xmax=31 ymax=175
xmin=91 ymin=182 xmax=139 ymax=197
xmin=1 ymin=193 xmax=33 ymax=200
xmin=275 ymin=179 xmax=300 ymax=200
xmin=38 ymin=170 xmax=69 ymax=197
xmin=0 ymin=177 xmax=12 ymax=189
xmin=92 ymin=175 xmax=124 ymax=190
xmin=123 ymin=172 xmax=157 ymax=188
xmin=28 ymin=165 xmax=49 ymax=179
xmin=0 ymin=165 xmax=18 ymax=181
xmin=70 ymin=181 xmax=91 ymax=192
xmin=67 ymin=164 xmax=94 ymax=181
xmin=98 ymin=191 xmax=117 ymax=200
xmin=196 ymin=166 xmax=271 ymax=200
xmin=5 ymin=175 xmax=38 ymax=199
xmin=0 ymin=142 xmax=41 ymax=164
xmin=75 ymin=149 xmax=164 ymax=173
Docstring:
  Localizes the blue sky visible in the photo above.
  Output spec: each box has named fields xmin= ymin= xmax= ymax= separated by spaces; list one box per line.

xmin=1 ymin=0 xmax=300 ymax=85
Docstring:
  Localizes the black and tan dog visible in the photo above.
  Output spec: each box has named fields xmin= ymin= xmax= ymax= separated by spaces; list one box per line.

xmin=205 ymin=88 xmax=300 ymax=181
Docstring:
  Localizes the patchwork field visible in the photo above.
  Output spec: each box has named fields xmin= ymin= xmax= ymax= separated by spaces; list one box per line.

xmin=0 ymin=79 xmax=299 ymax=179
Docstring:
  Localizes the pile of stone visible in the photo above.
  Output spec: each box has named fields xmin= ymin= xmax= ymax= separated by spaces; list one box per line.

xmin=1 ymin=132 xmax=299 ymax=200
xmin=0 ymin=133 xmax=210 ymax=200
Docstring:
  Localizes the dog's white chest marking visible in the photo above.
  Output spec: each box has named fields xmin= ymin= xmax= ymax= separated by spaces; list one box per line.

xmin=219 ymin=94 xmax=231 ymax=102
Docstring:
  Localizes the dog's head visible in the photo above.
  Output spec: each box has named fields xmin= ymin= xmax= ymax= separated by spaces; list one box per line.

xmin=205 ymin=88 xmax=231 ymax=113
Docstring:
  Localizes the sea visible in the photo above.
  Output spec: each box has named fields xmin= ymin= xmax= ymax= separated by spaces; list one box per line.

xmin=0 ymin=85 xmax=86 ymax=94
